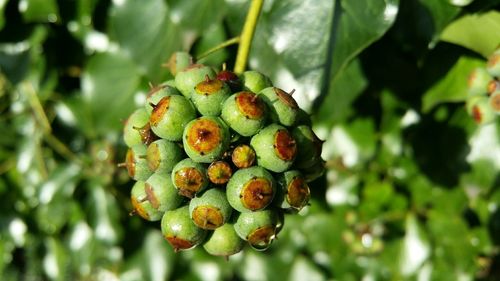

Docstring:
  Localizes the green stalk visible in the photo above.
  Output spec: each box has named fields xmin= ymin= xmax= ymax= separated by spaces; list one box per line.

xmin=234 ymin=0 xmax=264 ymax=74
xmin=197 ymin=37 xmax=240 ymax=61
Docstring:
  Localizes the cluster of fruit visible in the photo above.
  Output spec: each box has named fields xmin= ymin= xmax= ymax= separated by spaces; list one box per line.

xmin=466 ymin=48 xmax=500 ymax=125
xmin=121 ymin=52 xmax=324 ymax=257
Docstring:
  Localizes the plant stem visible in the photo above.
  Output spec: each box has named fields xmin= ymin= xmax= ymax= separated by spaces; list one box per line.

xmin=234 ymin=0 xmax=264 ymax=74
xmin=197 ymin=37 xmax=240 ymax=61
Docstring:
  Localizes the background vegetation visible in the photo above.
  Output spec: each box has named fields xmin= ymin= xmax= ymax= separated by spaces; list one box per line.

xmin=0 ymin=0 xmax=499 ymax=280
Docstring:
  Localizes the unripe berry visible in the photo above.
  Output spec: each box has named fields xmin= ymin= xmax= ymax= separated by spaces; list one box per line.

xmin=161 ymin=206 xmax=207 ymax=252
xmin=150 ymin=95 xmax=196 ymax=141
xmin=466 ymin=95 xmax=497 ymax=125
xmin=191 ymin=76 xmax=231 ymax=116
xmin=161 ymin=79 xmax=176 ymax=88
xmin=221 ymin=91 xmax=267 ymax=136
xmin=250 ymin=124 xmax=297 ymax=173
xmin=145 ymin=85 xmax=180 ymax=114
xmin=130 ymin=181 xmax=163 ymax=221
xmin=487 ymin=49 xmax=500 ymax=77
xmin=295 ymin=108 xmax=312 ymax=126
xmin=175 ymin=64 xmax=216 ymax=98
xmin=203 ymin=223 xmax=244 ymax=257
xmin=124 ymin=144 xmax=152 ymax=181
xmin=232 ymin=144 xmax=256 ymax=169
xmin=145 ymin=172 xmax=184 ymax=212
xmin=490 ymin=91 xmax=500 ymax=114
xmin=217 ymin=69 xmax=241 ymax=92
xmin=468 ymin=68 xmax=493 ymax=96
xmin=171 ymin=158 xmax=209 ymax=198
xmin=275 ymin=170 xmax=310 ymax=211
xmin=167 ymin=51 xmax=192 ymax=76
xmin=146 ymin=139 xmax=184 ymax=174
xmin=189 ymin=188 xmax=232 ymax=230
xmin=258 ymin=87 xmax=299 ymax=126
xmin=207 ymin=161 xmax=233 ymax=185
xmin=240 ymin=70 xmax=272 ymax=93
xmin=226 ymin=166 xmax=276 ymax=213
xmin=487 ymin=80 xmax=500 ymax=95
xmin=183 ymin=116 xmax=230 ymax=163
xmin=123 ymin=108 xmax=151 ymax=147
xmin=234 ymin=209 xmax=279 ymax=251
xmin=300 ymin=158 xmax=326 ymax=183
xmin=292 ymin=125 xmax=323 ymax=169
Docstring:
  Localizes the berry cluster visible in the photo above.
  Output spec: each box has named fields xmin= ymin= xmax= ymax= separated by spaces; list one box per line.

xmin=122 ymin=52 xmax=324 ymax=257
xmin=466 ymin=48 xmax=500 ymax=124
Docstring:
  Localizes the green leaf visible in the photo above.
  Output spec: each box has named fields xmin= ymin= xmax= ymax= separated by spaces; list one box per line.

xmin=399 ymin=213 xmax=430 ymax=276
xmin=0 ymin=0 xmax=8 ymax=30
xmin=168 ymin=0 xmax=226 ymax=33
xmin=441 ymin=11 xmax=500 ymax=57
xmin=109 ymin=0 xmax=181 ymax=81
xmin=419 ymin=0 xmax=461 ymax=43
xmin=422 ymin=56 xmax=484 ymax=112
xmin=81 ymin=51 xmax=140 ymax=134
xmin=20 ymin=0 xmax=59 ymax=23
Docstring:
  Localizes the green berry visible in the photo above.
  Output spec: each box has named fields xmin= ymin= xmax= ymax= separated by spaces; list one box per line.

xmin=146 ymin=139 xmax=184 ymax=174
xmin=189 ymin=188 xmax=232 ymax=230
xmin=487 ymin=49 xmax=500 ymax=77
xmin=171 ymin=158 xmax=208 ymax=198
xmin=234 ymin=209 xmax=279 ymax=251
xmin=250 ymin=124 xmax=297 ymax=173
xmin=145 ymin=172 xmax=184 ymax=212
xmin=124 ymin=144 xmax=152 ymax=181
xmin=161 ymin=206 xmax=207 ymax=252
xmin=167 ymin=51 xmax=192 ymax=76
xmin=221 ymin=91 xmax=267 ymax=136
xmin=150 ymin=95 xmax=196 ymax=141
xmin=295 ymin=108 xmax=312 ymax=126
xmin=292 ymin=125 xmax=323 ymax=169
xmin=300 ymin=159 xmax=326 ymax=183
xmin=207 ymin=161 xmax=233 ymax=185
xmin=490 ymin=91 xmax=500 ymax=114
xmin=275 ymin=170 xmax=310 ymax=211
xmin=183 ymin=116 xmax=230 ymax=163
xmin=240 ymin=70 xmax=272 ymax=93
xmin=161 ymin=79 xmax=176 ymax=87
xmin=232 ymin=144 xmax=256 ymax=169
xmin=487 ymin=80 xmax=500 ymax=95
xmin=130 ymin=181 xmax=163 ymax=221
xmin=123 ymin=108 xmax=151 ymax=147
xmin=145 ymin=85 xmax=180 ymax=114
xmin=203 ymin=223 xmax=244 ymax=257
xmin=258 ymin=87 xmax=299 ymax=126
xmin=226 ymin=166 xmax=276 ymax=212
xmin=217 ymin=69 xmax=241 ymax=92
xmin=468 ymin=68 xmax=493 ymax=96
xmin=466 ymin=95 xmax=497 ymax=125
xmin=175 ymin=64 xmax=216 ymax=98
xmin=191 ymin=76 xmax=231 ymax=116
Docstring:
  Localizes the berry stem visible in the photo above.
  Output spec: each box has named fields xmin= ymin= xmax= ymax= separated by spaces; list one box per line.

xmin=196 ymin=37 xmax=240 ymax=61
xmin=234 ymin=0 xmax=265 ymax=74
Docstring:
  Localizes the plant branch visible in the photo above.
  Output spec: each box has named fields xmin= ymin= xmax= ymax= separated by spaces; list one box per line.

xmin=234 ymin=0 xmax=264 ymax=74
xmin=197 ymin=37 xmax=240 ymax=61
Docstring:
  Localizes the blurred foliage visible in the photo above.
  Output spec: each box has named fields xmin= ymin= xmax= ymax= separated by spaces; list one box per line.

xmin=0 ymin=0 xmax=500 ymax=280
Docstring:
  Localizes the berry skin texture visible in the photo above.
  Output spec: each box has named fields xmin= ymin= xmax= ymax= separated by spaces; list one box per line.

xmin=203 ymin=223 xmax=244 ymax=257
xmin=250 ymin=124 xmax=297 ymax=173
xmin=189 ymin=188 xmax=232 ymax=230
xmin=232 ymin=144 xmax=256 ymax=169
xmin=234 ymin=209 xmax=279 ymax=251
xmin=123 ymin=108 xmax=150 ymax=147
xmin=467 ymin=67 xmax=493 ymax=96
xmin=295 ymin=108 xmax=312 ymax=126
xmin=487 ymin=49 xmax=500 ymax=77
xmin=275 ymin=170 xmax=310 ymax=211
xmin=240 ymin=70 xmax=272 ymax=93
xmin=191 ymin=77 xmax=231 ymax=116
xmin=145 ymin=85 xmax=180 ymax=114
xmin=183 ymin=116 xmax=230 ymax=163
xmin=171 ymin=158 xmax=209 ymax=198
xmin=292 ymin=125 xmax=323 ymax=169
xmin=150 ymin=95 xmax=197 ymax=141
xmin=217 ymin=70 xmax=241 ymax=92
xmin=226 ymin=166 xmax=276 ymax=213
xmin=130 ymin=181 xmax=163 ymax=221
xmin=146 ymin=139 xmax=184 ymax=174
xmin=300 ymin=158 xmax=326 ymax=183
xmin=167 ymin=52 xmax=192 ymax=76
xmin=125 ymin=144 xmax=152 ymax=181
xmin=207 ymin=161 xmax=233 ymax=185
xmin=175 ymin=64 xmax=216 ymax=98
xmin=221 ymin=91 xmax=268 ymax=136
xmin=161 ymin=206 xmax=207 ymax=252
xmin=490 ymin=91 xmax=500 ymax=114
xmin=258 ymin=87 xmax=299 ymax=126
xmin=145 ymin=172 xmax=184 ymax=212
xmin=466 ymin=95 xmax=497 ymax=125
